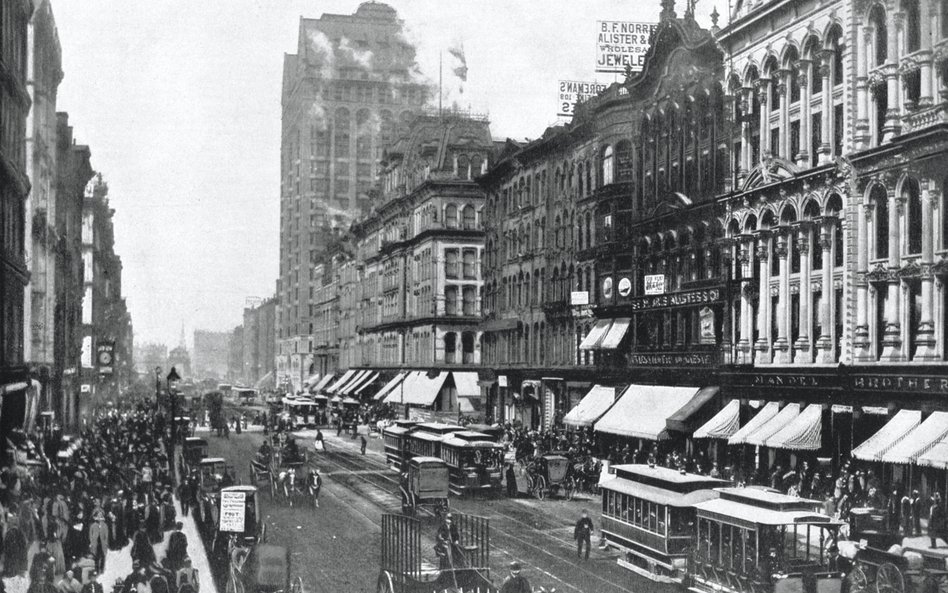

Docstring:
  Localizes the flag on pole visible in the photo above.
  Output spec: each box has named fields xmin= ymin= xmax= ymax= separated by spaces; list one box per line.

xmin=447 ymin=42 xmax=467 ymax=82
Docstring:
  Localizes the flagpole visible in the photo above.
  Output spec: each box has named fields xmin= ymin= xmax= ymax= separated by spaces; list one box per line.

xmin=439 ymin=50 xmax=443 ymax=118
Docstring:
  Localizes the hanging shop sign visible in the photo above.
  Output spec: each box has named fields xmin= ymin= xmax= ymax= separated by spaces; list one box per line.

xmin=498 ymin=375 xmax=508 ymax=388
xmin=644 ymin=274 xmax=665 ymax=295
xmin=570 ymin=291 xmax=589 ymax=306
xmin=698 ymin=307 xmax=716 ymax=345
xmin=596 ymin=21 xmax=659 ymax=73
xmin=558 ymin=80 xmax=608 ymax=117
xmin=618 ymin=277 xmax=632 ymax=297
xmin=602 ymin=277 xmax=614 ymax=300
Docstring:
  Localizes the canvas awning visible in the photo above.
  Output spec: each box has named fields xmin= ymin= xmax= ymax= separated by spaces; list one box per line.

xmin=919 ymin=440 xmax=948 ymax=469
xmin=694 ymin=400 xmax=741 ymax=440
xmin=325 ymin=370 xmax=356 ymax=394
xmin=339 ymin=370 xmax=370 ymax=395
xmin=744 ymin=403 xmax=801 ymax=447
xmin=728 ymin=402 xmax=781 ymax=446
xmin=852 ymin=410 xmax=922 ymax=462
xmin=254 ymin=371 xmax=275 ymax=391
xmin=594 ymin=385 xmax=700 ymax=440
xmin=763 ymin=404 xmax=823 ymax=451
xmin=354 ymin=372 xmax=379 ymax=396
xmin=666 ymin=386 xmax=720 ymax=433
xmin=599 ymin=318 xmax=631 ymax=350
xmin=303 ymin=374 xmax=320 ymax=387
xmin=879 ymin=412 xmax=948 ymax=464
xmin=452 ymin=372 xmax=480 ymax=398
xmin=374 ymin=372 xmax=408 ymax=401
xmin=459 ymin=397 xmax=479 ymax=413
xmin=396 ymin=371 xmax=448 ymax=407
xmin=563 ymin=385 xmax=616 ymax=428
xmin=579 ymin=319 xmax=612 ymax=350
xmin=310 ymin=374 xmax=335 ymax=393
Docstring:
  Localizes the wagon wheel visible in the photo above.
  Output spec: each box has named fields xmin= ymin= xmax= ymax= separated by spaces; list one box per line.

xmin=534 ymin=475 xmax=547 ymax=500
xmin=376 ymin=571 xmax=395 ymax=593
xmin=876 ymin=562 xmax=906 ymax=593
xmin=288 ymin=576 xmax=303 ymax=593
xmin=848 ymin=563 xmax=870 ymax=593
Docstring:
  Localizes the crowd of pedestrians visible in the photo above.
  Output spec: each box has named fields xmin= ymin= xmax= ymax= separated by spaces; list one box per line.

xmin=0 ymin=402 xmax=200 ymax=593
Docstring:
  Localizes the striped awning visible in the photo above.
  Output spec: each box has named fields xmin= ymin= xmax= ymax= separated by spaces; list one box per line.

xmin=310 ymin=374 xmax=335 ymax=393
xmin=354 ymin=372 xmax=379 ymax=396
xmin=744 ymin=403 xmax=801 ymax=447
xmin=879 ymin=412 xmax=948 ymax=464
xmin=563 ymin=385 xmax=616 ymax=428
xmin=599 ymin=318 xmax=631 ymax=350
xmin=919 ymin=440 xmax=948 ymax=469
xmin=763 ymin=404 xmax=823 ymax=451
xmin=728 ymin=402 xmax=781 ymax=446
xmin=339 ymin=370 xmax=371 ymax=395
xmin=374 ymin=372 xmax=407 ymax=401
xmin=852 ymin=410 xmax=922 ymax=462
xmin=579 ymin=320 xmax=612 ymax=350
xmin=694 ymin=400 xmax=741 ymax=440
xmin=325 ymin=370 xmax=356 ymax=394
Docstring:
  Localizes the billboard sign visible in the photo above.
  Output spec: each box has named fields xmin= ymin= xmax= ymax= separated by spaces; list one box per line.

xmin=644 ymin=274 xmax=666 ymax=295
xmin=557 ymin=80 xmax=608 ymax=117
xmin=596 ymin=21 xmax=659 ymax=73
xmin=570 ymin=291 xmax=590 ymax=306
xmin=218 ymin=490 xmax=246 ymax=533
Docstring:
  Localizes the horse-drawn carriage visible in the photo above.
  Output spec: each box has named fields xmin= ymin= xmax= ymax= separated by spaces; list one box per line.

xmin=400 ymin=456 xmax=450 ymax=517
xmin=847 ymin=544 xmax=948 ymax=593
xmin=181 ymin=436 xmax=209 ymax=476
xmin=378 ymin=513 xmax=496 ymax=593
xmin=195 ymin=457 xmax=239 ymax=527
xmin=524 ymin=454 xmax=574 ymax=500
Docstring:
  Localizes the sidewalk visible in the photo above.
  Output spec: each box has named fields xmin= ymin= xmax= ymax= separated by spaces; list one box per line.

xmin=99 ymin=498 xmax=217 ymax=593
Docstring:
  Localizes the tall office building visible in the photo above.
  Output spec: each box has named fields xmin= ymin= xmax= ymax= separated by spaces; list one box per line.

xmin=277 ymin=2 xmax=429 ymax=391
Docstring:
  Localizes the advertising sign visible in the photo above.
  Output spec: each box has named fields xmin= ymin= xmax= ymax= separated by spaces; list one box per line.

xmin=81 ymin=336 xmax=93 ymax=369
xmin=699 ymin=307 xmax=717 ymax=345
xmin=644 ymin=274 xmax=666 ymax=295
xmin=570 ymin=291 xmax=590 ymax=306
xmin=557 ymin=80 xmax=608 ymax=117
xmin=498 ymin=375 xmax=508 ymax=388
xmin=218 ymin=490 xmax=246 ymax=533
xmin=618 ymin=277 xmax=632 ymax=297
xmin=97 ymin=341 xmax=115 ymax=375
xmin=596 ymin=21 xmax=659 ymax=73
xmin=602 ymin=277 xmax=614 ymax=300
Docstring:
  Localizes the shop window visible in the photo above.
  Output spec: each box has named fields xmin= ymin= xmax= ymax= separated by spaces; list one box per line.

xmin=444 ymin=332 xmax=457 ymax=363
xmin=462 ymin=331 xmax=475 ymax=364
xmin=462 ymin=286 xmax=476 ymax=316
xmin=445 ymin=286 xmax=458 ymax=316
xmin=445 ymin=204 xmax=458 ymax=229
xmin=462 ymin=205 xmax=476 ymax=230
xmin=445 ymin=249 xmax=459 ymax=279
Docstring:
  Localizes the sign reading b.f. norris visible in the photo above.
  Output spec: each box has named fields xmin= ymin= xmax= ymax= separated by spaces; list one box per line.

xmin=596 ymin=21 xmax=658 ymax=73
xmin=558 ymin=80 xmax=608 ymax=117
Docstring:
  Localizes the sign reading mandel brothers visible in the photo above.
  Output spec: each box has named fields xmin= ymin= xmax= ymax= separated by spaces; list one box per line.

xmin=596 ymin=21 xmax=659 ymax=73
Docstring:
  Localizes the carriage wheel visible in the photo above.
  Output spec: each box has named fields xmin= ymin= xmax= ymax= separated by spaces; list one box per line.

xmin=376 ymin=571 xmax=395 ymax=593
xmin=875 ymin=562 xmax=906 ymax=593
xmin=288 ymin=576 xmax=303 ymax=593
xmin=848 ymin=563 xmax=870 ymax=593
xmin=534 ymin=476 xmax=546 ymax=500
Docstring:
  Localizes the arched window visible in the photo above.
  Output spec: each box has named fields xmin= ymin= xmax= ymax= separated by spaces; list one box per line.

xmin=444 ymin=332 xmax=457 ymax=363
xmin=905 ymin=178 xmax=923 ymax=255
xmin=904 ymin=0 xmax=921 ymax=53
xmin=461 ymin=205 xmax=476 ymax=230
xmin=869 ymin=5 xmax=888 ymax=66
xmin=602 ymin=146 xmax=615 ymax=185
xmin=786 ymin=47 xmax=801 ymax=104
xmin=830 ymin=28 xmax=844 ymax=87
xmin=577 ymin=162 xmax=585 ymax=196
xmin=872 ymin=185 xmax=889 ymax=259
xmin=445 ymin=204 xmax=458 ymax=229
xmin=586 ymin=160 xmax=593 ymax=193
xmin=471 ymin=155 xmax=484 ymax=177
xmin=457 ymin=154 xmax=470 ymax=180
xmin=461 ymin=332 xmax=475 ymax=364
xmin=615 ymin=140 xmax=632 ymax=182
xmin=763 ymin=56 xmax=779 ymax=113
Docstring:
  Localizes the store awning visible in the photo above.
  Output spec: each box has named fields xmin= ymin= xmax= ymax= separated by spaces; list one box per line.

xmin=397 ymin=371 xmax=448 ymax=407
xmin=563 ymin=385 xmax=616 ymax=428
xmin=919 ymin=440 xmax=948 ymax=469
xmin=354 ymin=372 xmax=380 ymax=396
xmin=599 ymin=318 xmax=631 ymax=350
xmin=744 ymin=403 xmax=801 ymax=447
xmin=459 ymin=397 xmax=480 ymax=413
xmin=594 ymin=385 xmax=700 ymax=440
xmin=339 ymin=370 xmax=370 ymax=395
xmin=452 ymin=372 xmax=480 ymax=398
xmin=325 ymin=370 xmax=356 ymax=394
xmin=879 ymin=412 xmax=948 ymax=464
xmin=374 ymin=372 xmax=408 ymax=401
xmin=480 ymin=318 xmax=521 ymax=332
xmin=763 ymin=404 xmax=823 ymax=451
xmin=579 ymin=319 xmax=612 ymax=350
xmin=694 ymin=400 xmax=741 ymax=440
xmin=310 ymin=374 xmax=335 ymax=393
xmin=852 ymin=410 xmax=922 ymax=462
xmin=303 ymin=374 xmax=320 ymax=387
xmin=728 ymin=402 xmax=781 ymax=446
xmin=254 ymin=371 xmax=275 ymax=391
xmin=666 ymin=386 xmax=720 ymax=433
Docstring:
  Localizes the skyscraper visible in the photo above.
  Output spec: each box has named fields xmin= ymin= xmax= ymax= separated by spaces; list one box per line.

xmin=277 ymin=2 xmax=429 ymax=391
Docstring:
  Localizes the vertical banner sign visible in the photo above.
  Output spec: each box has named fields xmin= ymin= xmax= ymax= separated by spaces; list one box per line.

xmin=218 ymin=490 xmax=246 ymax=533
xmin=596 ymin=21 xmax=659 ymax=73
xmin=558 ymin=80 xmax=608 ymax=117
xmin=699 ymin=306 xmax=717 ymax=345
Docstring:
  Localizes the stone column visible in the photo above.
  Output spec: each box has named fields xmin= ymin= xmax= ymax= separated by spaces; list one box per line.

xmin=915 ymin=180 xmax=938 ymax=359
xmin=777 ymin=70 xmax=790 ymax=159
xmin=883 ymin=12 xmax=902 ymax=141
xmin=856 ymin=26 xmax=871 ymax=148
xmin=741 ymin=88 xmax=753 ymax=175
xmin=794 ymin=226 xmax=812 ymax=363
xmin=819 ymin=54 xmax=833 ymax=163
xmin=918 ymin=0 xmax=934 ymax=106
xmin=738 ymin=239 xmax=754 ymax=364
xmin=773 ymin=233 xmax=792 ymax=363
xmin=757 ymin=79 xmax=771 ymax=156
xmin=816 ymin=227 xmax=836 ymax=363
xmin=881 ymin=189 xmax=904 ymax=360
xmin=754 ymin=233 xmax=772 ymax=361
xmin=854 ymin=203 xmax=874 ymax=360
xmin=797 ymin=61 xmax=812 ymax=167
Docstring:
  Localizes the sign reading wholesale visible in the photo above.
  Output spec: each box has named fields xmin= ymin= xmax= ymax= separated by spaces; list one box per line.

xmin=558 ymin=80 xmax=608 ymax=117
xmin=596 ymin=21 xmax=659 ymax=73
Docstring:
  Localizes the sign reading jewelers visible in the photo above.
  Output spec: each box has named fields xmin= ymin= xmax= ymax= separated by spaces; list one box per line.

xmin=558 ymin=80 xmax=608 ymax=117
xmin=629 ymin=287 xmax=724 ymax=312
xmin=596 ymin=21 xmax=659 ymax=73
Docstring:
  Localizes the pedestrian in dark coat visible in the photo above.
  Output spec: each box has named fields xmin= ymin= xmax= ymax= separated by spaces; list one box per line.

xmin=930 ymin=493 xmax=945 ymax=548
xmin=360 ymin=435 xmax=367 ymax=455
xmin=574 ymin=510 xmax=594 ymax=560
xmin=130 ymin=528 xmax=155 ymax=567
xmin=499 ymin=562 xmax=531 ymax=593
xmin=64 ymin=513 xmax=88 ymax=568
xmin=165 ymin=523 xmax=188 ymax=572
xmin=912 ymin=490 xmax=923 ymax=535
xmin=505 ymin=464 xmax=517 ymax=498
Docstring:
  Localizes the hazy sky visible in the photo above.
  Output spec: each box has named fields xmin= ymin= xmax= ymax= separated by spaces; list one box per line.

xmin=52 ymin=0 xmax=722 ymax=349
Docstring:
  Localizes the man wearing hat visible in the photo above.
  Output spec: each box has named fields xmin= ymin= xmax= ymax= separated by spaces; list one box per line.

xmin=500 ymin=561 xmax=531 ymax=593
xmin=574 ymin=509 xmax=594 ymax=560
xmin=176 ymin=557 xmax=199 ymax=593
xmin=82 ymin=571 xmax=103 ymax=593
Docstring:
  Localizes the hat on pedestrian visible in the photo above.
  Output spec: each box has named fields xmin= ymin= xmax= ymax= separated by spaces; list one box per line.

xmin=509 ymin=562 xmax=521 ymax=573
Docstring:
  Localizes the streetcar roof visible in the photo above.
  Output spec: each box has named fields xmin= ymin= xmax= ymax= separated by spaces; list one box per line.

xmin=695 ymin=497 xmax=842 ymax=527
xmin=612 ymin=464 xmax=731 ymax=490
xmin=411 ymin=431 xmax=446 ymax=442
xmin=222 ymin=485 xmax=257 ymax=493
xmin=415 ymin=422 xmax=464 ymax=434
xmin=602 ymin=476 xmax=722 ymax=507
xmin=452 ymin=431 xmax=493 ymax=441
xmin=382 ymin=426 xmax=412 ymax=436
xmin=441 ymin=436 xmax=503 ymax=449
xmin=200 ymin=457 xmax=226 ymax=464
xmin=185 ymin=437 xmax=207 ymax=444
xmin=409 ymin=456 xmax=446 ymax=466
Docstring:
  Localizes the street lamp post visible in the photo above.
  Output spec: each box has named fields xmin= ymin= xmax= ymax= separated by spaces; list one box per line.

xmin=154 ymin=366 xmax=162 ymax=413
xmin=167 ymin=366 xmax=181 ymax=485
